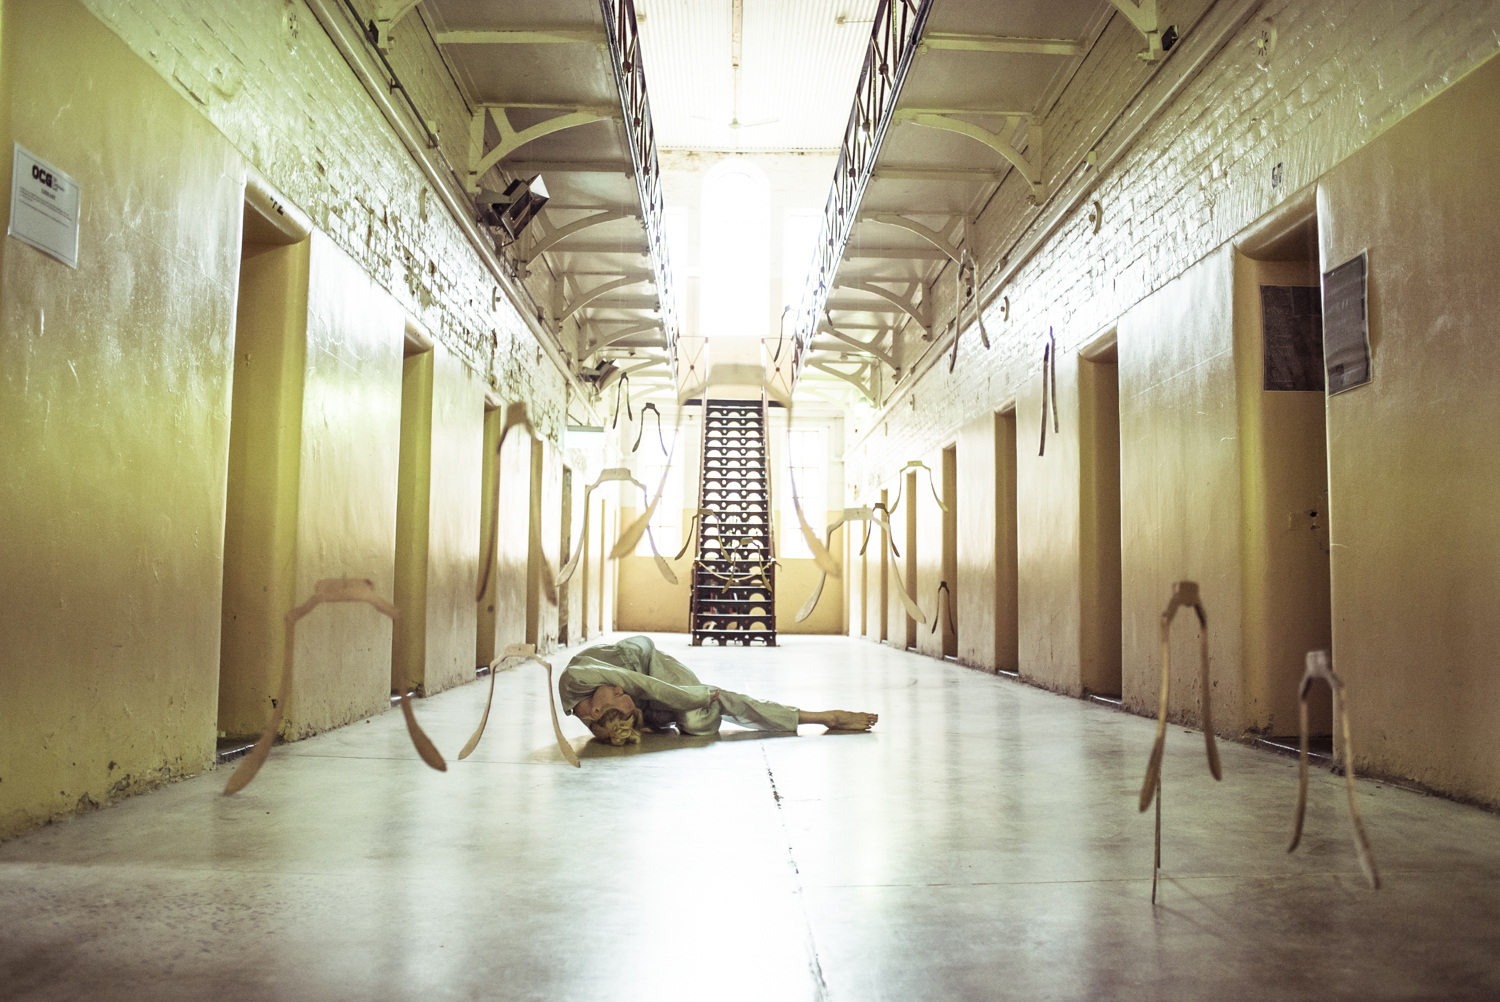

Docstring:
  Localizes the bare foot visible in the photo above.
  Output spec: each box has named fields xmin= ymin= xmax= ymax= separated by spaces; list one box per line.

xmin=825 ymin=710 xmax=878 ymax=731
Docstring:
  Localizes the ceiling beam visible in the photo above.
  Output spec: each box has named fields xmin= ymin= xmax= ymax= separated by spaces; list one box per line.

xmin=435 ymin=29 xmax=605 ymax=44
xmin=872 ymin=167 xmax=1007 ymax=183
xmin=858 ymin=213 xmax=962 ymax=262
xmin=468 ymin=106 xmax=618 ymax=191
xmin=805 ymin=359 xmax=873 ymax=402
xmin=834 ymin=281 xmax=929 ymax=333
xmin=818 ymin=323 xmax=896 ymax=368
xmin=575 ymin=295 xmax=661 ymax=311
xmin=501 ymin=160 xmax=635 ymax=176
xmin=517 ymin=208 xmax=640 ymax=263
xmin=843 ymin=246 xmax=950 ymax=260
xmin=559 ymin=275 xmax=653 ymax=323
xmin=586 ymin=322 xmax=663 ymax=357
xmin=894 ymin=111 xmax=1046 ymax=202
xmin=532 ymin=242 xmax=647 ymax=256
xmin=918 ymin=32 xmax=1084 ymax=57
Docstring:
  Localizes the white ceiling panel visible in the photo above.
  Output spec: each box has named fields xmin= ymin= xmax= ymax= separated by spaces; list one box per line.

xmin=639 ymin=0 xmax=881 ymax=152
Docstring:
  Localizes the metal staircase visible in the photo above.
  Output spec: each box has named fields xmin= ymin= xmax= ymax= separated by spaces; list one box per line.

xmin=690 ymin=398 xmax=776 ymax=646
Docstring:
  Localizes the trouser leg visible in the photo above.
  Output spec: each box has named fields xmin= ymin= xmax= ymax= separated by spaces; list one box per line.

xmin=714 ymin=689 xmax=800 ymax=731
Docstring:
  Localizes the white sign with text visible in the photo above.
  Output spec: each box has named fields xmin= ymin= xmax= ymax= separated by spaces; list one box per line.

xmin=9 ymin=144 xmax=80 ymax=268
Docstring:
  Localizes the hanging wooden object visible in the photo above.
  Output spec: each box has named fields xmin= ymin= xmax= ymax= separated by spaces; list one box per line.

xmin=1137 ymin=580 xmax=1222 ymax=901
xmin=223 ymin=578 xmax=445 ymax=795
xmin=459 ymin=642 xmax=578 ymax=768
xmin=1287 ymin=649 xmax=1380 ymax=889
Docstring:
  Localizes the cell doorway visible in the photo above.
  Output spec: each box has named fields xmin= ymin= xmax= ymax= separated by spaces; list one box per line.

xmin=1080 ymin=336 xmax=1122 ymax=700
xmin=1236 ymin=202 xmax=1334 ymax=744
xmin=218 ymin=188 xmax=311 ymax=752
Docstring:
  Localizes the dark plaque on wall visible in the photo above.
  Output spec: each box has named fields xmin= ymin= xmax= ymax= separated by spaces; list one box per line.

xmin=1261 ymin=285 xmax=1324 ymax=391
xmin=1321 ymin=252 xmax=1371 ymax=394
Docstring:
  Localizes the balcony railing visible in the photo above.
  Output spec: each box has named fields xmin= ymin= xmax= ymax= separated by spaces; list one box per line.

xmin=599 ymin=0 xmax=680 ymax=386
xmin=789 ymin=0 xmax=933 ymax=388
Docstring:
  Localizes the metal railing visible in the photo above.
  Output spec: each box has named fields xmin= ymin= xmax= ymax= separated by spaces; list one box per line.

xmin=598 ymin=0 xmax=679 ymax=386
xmin=789 ymin=0 xmax=933 ymax=388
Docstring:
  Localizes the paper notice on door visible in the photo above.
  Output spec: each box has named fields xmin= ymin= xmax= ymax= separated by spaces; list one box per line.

xmin=1321 ymin=252 xmax=1370 ymax=395
xmin=9 ymin=144 xmax=80 ymax=268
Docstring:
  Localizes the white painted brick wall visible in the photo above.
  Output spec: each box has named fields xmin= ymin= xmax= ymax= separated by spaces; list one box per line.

xmin=81 ymin=0 xmax=574 ymax=437
xmin=848 ymin=0 xmax=1500 ymax=493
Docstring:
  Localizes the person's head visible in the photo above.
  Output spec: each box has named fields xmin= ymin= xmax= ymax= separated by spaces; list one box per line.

xmin=574 ymin=684 xmax=644 ymax=746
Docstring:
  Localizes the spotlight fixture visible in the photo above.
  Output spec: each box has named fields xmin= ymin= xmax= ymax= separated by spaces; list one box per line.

xmin=475 ymin=174 xmax=550 ymax=243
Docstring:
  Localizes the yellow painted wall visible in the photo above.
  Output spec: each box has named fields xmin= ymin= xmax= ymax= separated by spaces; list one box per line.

xmin=528 ymin=440 xmax=563 ymax=652
xmin=1118 ymin=248 xmax=1245 ymax=729
xmin=479 ymin=413 xmax=533 ymax=658
xmin=956 ymin=411 xmax=1018 ymax=672
xmin=845 ymin=511 xmax=864 ymax=638
xmin=1318 ymin=52 xmax=1500 ymax=803
xmin=872 ymin=487 xmax=888 ymax=641
xmin=614 ymin=506 xmax=847 ymax=636
xmin=0 ymin=0 xmax=240 ymax=835
xmin=475 ymin=406 xmax=502 ymax=665
xmin=1016 ymin=353 xmax=1084 ymax=693
xmin=1232 ymin=253 xmax=1332 ymax=735
xmin=884 ymin=479 xmax=908 ymax=647
xmin=288 ymin=232 xmax=404 ymax=736
xmin=778 ymin=532 xmax=846 ymax=636
xmin=914 ymin=450 xmax=946 ymax=659
xmin=392 ymin=345 xmax=483 ymax=695
xmin=615 ymin=537 xmax=692 ymax=633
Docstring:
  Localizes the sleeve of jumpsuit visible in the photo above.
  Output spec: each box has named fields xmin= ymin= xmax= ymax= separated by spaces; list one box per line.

xmin=558 ymin=665 xmax=714 ymax=716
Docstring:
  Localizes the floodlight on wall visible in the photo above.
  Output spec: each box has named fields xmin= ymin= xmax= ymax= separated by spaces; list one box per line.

xmin=475 ymin=174 xmax=550 ymax=245
xmin=565 ymin=425 xmax=606 ymax=451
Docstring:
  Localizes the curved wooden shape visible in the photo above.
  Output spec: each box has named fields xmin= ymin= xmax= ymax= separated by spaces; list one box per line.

xmin=1288 ymin=650 xmax=1380 ymax=889
xmin=1137 ymin=580 xmax=1221 ymax=901
xmin=459 ymin=643 xmax=579 ymax=768
xmin=224 ymin=578 xmax=446 ymax=796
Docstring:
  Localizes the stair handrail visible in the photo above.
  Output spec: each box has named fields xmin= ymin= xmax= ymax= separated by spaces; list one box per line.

xmin=762 ymin=389 xmax=776 ymax=562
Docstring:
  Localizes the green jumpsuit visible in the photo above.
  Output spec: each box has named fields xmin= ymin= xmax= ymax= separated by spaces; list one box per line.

xmin=558 ymin=635 xmax=800 ymax=735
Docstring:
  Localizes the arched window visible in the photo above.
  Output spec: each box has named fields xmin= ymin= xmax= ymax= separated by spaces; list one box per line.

xmin=699 ymin=160 xmax=770 ymax=340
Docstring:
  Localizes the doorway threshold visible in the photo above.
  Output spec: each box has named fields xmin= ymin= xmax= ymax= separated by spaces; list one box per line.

xmin=1255 ymin=734 xmax=1334 ymax=766
xmin=215 ymin=738 xmax=257 ymax=765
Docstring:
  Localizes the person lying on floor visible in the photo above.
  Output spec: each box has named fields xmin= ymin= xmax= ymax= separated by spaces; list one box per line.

xmin=559 ymin=634 xmax=877 ymax=746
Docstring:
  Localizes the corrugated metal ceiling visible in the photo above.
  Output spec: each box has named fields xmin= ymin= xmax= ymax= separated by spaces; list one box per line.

xmin=639 ymin=0 xmax=882 ymax=152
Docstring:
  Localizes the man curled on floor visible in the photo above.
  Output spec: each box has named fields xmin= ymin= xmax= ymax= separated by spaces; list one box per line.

xmin=559 ymin=635 xmax=877 ymax=746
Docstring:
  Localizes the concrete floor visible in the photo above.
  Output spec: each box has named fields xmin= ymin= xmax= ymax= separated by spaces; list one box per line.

xmin=3 ymin=635 xmax=1500 ymax=1001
